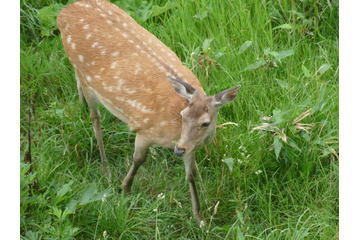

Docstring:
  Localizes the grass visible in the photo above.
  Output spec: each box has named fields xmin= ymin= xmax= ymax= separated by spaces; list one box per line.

xmin=20 ymin=0 xmax=338 ymax=239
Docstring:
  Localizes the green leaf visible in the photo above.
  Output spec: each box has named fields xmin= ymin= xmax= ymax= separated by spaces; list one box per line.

xmin=38 ymin=3 xmax=65 ymax=36
xmin=194 ymin=9 xmax=209 ymax=20
xmin=300 ymin=161 xmax=316 ymax=177
xmin=274 ymin=136 xmax=282 ymax=159
xmin=92 ymin=189 xmax=112 ymax=202
xmin=263 ymin=48 xmax=271 ymax=55
xmin=275 ymin=79 xmax=290 ymax=89
xmin=237 ymin=230 xmax=245 ymax=240
xmin=132 ymin=1 xmax=153 ymax=22
xmin=79 ymin=184 xmax=96 ymax=206
xmin=150 ymin=2 xmax=174 ymax=18
xmin=302 ymin=65 xmax=311 ymax=77
xmin=66 ymin=199 xmax=78 ymax=213
xmin=273 ymin=24 xmax=292 ymax=30
xmin=288 ymin=138 xmax=301 ymax=151
xmin=224 ymin=158 xmax=234 ymax=172
xmin=278 ymin=49 xmax=294 ymax=59
xmin=318 ymin=64 xmax=331 ymax=75
xmin=202 ymin=38 xmax=213 ymax=51
xmin=269 ymin=51 xmax=280 ymax=62
xmin=272 ymin=109 xmax=283 ymax=123
xmin=56 ymin=181 xmax=73 ymax=199
xmin=215 ymin=51 xmax=225 ymax=59
xmin=51 ymin=206 xmax=62 ymax=219
xmin=243 ymin=58 xmax=266 ymax=71
xmin=238 ymin=41 xmax=253 ymax=54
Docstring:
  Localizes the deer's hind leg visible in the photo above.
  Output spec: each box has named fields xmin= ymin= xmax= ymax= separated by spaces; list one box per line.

xmin=75 ymin=73 xmax=84 ymax=105
xmin=76 ymin=71 xmax=111 ymax=179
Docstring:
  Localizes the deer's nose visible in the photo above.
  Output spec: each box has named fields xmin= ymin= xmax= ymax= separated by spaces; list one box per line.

xmin=174 ymin=146 xmax=186 ymax=157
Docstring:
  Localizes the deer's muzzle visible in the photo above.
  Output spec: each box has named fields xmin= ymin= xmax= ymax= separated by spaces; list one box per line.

xmin=174 ymin=146 xmax=186 ymax=157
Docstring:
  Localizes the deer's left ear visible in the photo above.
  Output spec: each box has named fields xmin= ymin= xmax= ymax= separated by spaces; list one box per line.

xmin=214 ymin=85 xmax=241 ymax=107
xmin=167 ymin=76 xmax=197 ymax=102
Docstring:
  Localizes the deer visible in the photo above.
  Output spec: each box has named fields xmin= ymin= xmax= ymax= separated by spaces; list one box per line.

xmin=57 ymin=0 xmax=240 ymax=222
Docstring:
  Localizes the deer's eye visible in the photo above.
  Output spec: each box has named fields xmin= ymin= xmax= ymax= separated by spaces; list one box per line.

xmin=201 ymin=122 xmax=210 ymax=128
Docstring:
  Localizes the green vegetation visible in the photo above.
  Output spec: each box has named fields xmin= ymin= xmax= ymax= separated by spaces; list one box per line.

xmin=20 ymin=0 xmax=338 ymax=239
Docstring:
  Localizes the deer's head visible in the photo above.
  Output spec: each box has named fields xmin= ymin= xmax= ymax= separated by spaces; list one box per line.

xmin=168 ymin=76 xmax=241 ymax=157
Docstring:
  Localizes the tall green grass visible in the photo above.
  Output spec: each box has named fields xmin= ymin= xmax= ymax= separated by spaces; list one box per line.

xmin=21 ymin=0 xmax=338 ymax=239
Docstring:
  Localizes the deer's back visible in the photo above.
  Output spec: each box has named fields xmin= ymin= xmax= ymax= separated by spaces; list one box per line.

xmin=57 ymin=0 xmax=204 ymax=146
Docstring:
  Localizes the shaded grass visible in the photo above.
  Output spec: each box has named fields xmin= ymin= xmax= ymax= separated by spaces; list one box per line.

xmin=20 ymin=0 xmax=338 ymax=239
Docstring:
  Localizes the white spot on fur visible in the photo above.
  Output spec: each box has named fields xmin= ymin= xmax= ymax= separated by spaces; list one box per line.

xmin=128 ymin=39 xmax=134 ymax=44
xmin=134 ymin=64 xmax=142 ymax=75
xmin=108 ymin=10 xmax=113 ymax=15
xmin=86 ymin=33 xmax=93 ymax=40
xmin=86 ymin=76 xmax=92 ymax=82
xmin=101 ymin=49 xmax=107 ymax=55
xmin=71 ymin=43 xmax=76 ymax=49
xmin=122 ymin=23 xmax=128 ymax=27
xmin=78 ymin=55 xmax=84 ymax=62
xmin=91 ymin=42 xmax=99 ymax=48
xmin=106 ymin=19 xmax=113 ymax=25
xmin=160 ymin=121 xmax=168 ymax=126
xmin=143 ymin=118 xmax=150 ymax=124
xmin=115 ymin=96 xmax=125 ymax=102
xmin=94 ymin=75 xmax=101 ymax=79
xmin=112 ymin=52 xmax=119 ymax=57
xmin=83 ymin=24 xmax=89 ymax=30
xmin=133 ymin=52 xmax=139 ymax=57
xmin=91 ymin=61 xmax=96 ymax=65
xmin=100 ymin=68 xmax=105 ymax=72
xmin=67 ymin=35 xmax=72 ymax=43
xmin=65 ymin=23 xmax=70 ymax=30
xmin=121 ymin=33 xmax=128 ymax=38
xmin=127 ymin=89 xmax=137 ymax=94
xmin=111 ymin=61 xmax=118 ymax=69
xmin=75 ymin=2 xmax=84 ymax=6
xmin=105 ymin=86 xmax=114 ymax=92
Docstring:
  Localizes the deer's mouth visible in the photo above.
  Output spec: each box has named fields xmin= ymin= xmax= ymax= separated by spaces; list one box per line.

xmin=174 ymin=146 xmax=186 ymax=157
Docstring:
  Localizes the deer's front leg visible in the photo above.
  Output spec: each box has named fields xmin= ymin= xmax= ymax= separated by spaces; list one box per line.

xmin=184 ymin=152 xmax=202 ymax=222
xmin=122 ymin=134 xmax=150 ymax=193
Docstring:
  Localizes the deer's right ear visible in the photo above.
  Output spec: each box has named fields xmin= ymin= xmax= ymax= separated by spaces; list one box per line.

xmin=167 ymin=76 xmax=197 ymax=102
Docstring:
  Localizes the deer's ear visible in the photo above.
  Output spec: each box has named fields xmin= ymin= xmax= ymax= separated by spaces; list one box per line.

xmin=167 ymin=76 xmax=197 ymax=101
xmin=214 ymin=85 xmax=241 ymax=107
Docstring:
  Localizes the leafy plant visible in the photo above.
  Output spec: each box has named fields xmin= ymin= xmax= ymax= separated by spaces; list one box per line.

xmin=243 ymin=47 xmax=294 ymax=71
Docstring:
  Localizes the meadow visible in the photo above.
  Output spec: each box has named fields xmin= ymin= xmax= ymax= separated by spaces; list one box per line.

xmin=20 ymin=0 xmax=339 ymax=239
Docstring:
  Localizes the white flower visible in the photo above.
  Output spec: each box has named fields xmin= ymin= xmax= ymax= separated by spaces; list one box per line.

xmin=103 ymin=230 xmax=107 ymax=238
xmin=153 ymin=208 xmax=158 ymax=212
xmin=255 ymin=170 xmax=262 ymax=175
xmin=102 ymin=193 xmax=107 ymax=202
xmin=157 ymin=193 xmax=165 ymax=199
xmin=173 ymin=198 xmax=182 ymax=208
xmin=199 ymin=220 xmax=205 ymax=228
